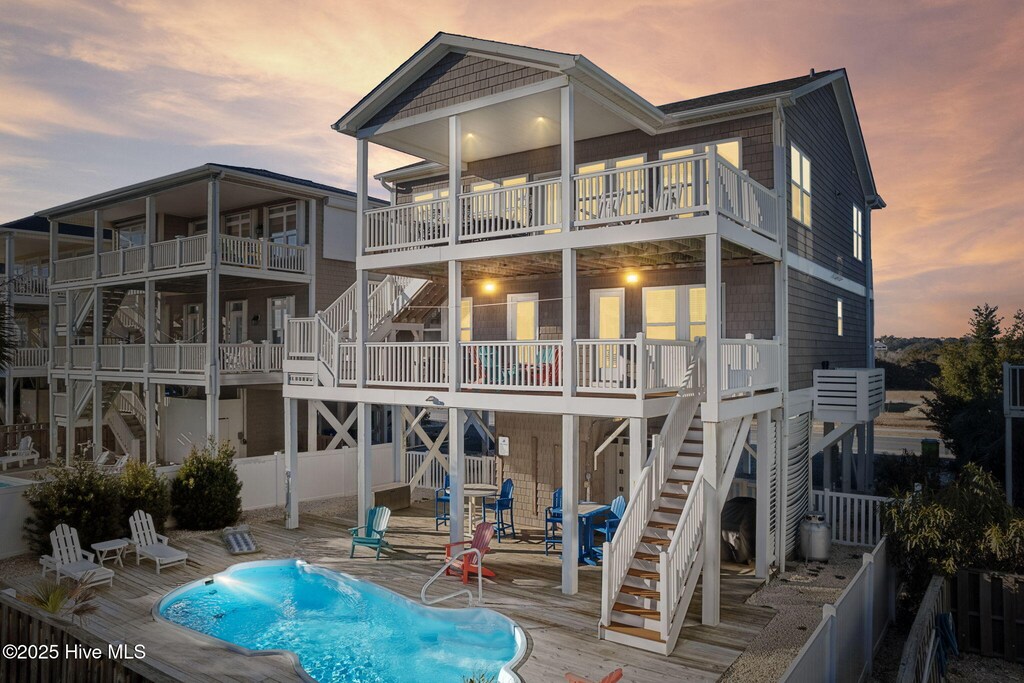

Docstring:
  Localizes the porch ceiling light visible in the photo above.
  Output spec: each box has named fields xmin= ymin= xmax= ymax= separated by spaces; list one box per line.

xmin=482 ymin=281 xmax=497 ymax=294
xmin=625 ymin=272 xmax=640 ymax=284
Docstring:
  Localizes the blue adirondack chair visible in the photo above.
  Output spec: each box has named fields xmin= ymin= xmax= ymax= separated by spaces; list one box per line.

xmin=434 ymin=474 xmax=450 ymax=530
xmin=349 ymin=506 xmax=392 ymax=560
xmin=597 ymin=495 xmax=626 ymax=541
xmin=544 ymin=487 xmax=563 ymax=555
xmin=483 ymin=478 xmax=516 ymax=542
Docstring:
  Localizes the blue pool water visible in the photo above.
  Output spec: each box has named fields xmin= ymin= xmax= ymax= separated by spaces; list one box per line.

xmin=156 ymin=560 xmax=524 ymax=683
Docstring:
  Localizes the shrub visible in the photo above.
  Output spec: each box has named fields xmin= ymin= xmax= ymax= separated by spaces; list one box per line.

xmin=119 ymin=460 xmax=171 ymax=534
xmin=23 ymin=460 xmax=122 ymax=556
xmin=22 ymin=577 xmax=98 ymax=624
xmin=171 ymin=440 xmax=242 ymax=530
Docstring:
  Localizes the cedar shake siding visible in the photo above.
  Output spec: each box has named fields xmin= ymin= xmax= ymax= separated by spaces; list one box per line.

xmin=364 ymin=54 xmax=554 ymax=129
xmin=393 ymin=113 xmax=775 ymax=202
xmin=787 ymin=269 xmax=867 ymax=390
xmin=785 ymin=86 xmax=869 ymax=284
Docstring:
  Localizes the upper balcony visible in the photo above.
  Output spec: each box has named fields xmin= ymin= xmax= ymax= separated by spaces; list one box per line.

xmin=52 ymin=233 xmax=308 ymax=285
xmin=362 ymin=151 xmax=779 ymax=264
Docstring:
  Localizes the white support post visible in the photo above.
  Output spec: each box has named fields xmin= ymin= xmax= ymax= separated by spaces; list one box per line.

xmin=206 ymin=177 xmax=221 ymax=442
xmin=702 ymin=422 xmax=721 ymax=625
xmin=561 ymin=413 xmax=580 ymax=595
xmin=92 ymin=379 xmax=102 ymax=460
xmin=3 ymin=373 xmax=12 ymax=427
xmin=144 ymin=195 xmax=155 ymax=273
xmin=284 ymin=397 xmax=299 ymax=528
xmin=823 ymin=421 xmax=834 ymax=489
xmin=92 ymin=283 xmax=101 ymax=463
xmin=355 ymin=139 xmax=367 ymax=257
xmin=855 ymin=423 xmax=867 ymax=492
xmin=448 ymin=260 xmax=461 ymax=393
xmin=560 ymin=83 xmax=574 ymax=233
xmin=562 ymin=247 xmax=576 ymax=397
xmin=772 ymin=103 xmax=792 ymax=572
xmin=449 ymin=407 xmax=466 ymax=543
xmin=448 ymin=115 xmax=461 ymax=246
xmin=355 ymin=270 xmax=368 ymax=387
xmin=356 ymin=402 xmax=373 ymax=529
xmin=306 ymin=400 xmax=318 ymax=453
xmin=144 ymin=279 xmax=154 ymax=372
xmin=628 ymin=417 xmax=646 ymax=495
xmin=306 ymin=198 xmax=317 ymax=312
xmin=145 ymin=382 xmax=156 ymax=464
xmin=47 ymin=220 xmax=58 ymax=459
xmin=841 ymin=431 xmax=854 ymax=493
xmin=755 ymin=410 xmax=771 ymax=579
xmin=391 ymin=405 xmax=402 ymax=483
xmin=3 ymin=233 xmax=14 ymax=426
xmin=93 ymin=210 xmax=102 ymax=278
xmin=705 ymin=232 xmax=721 ymax=421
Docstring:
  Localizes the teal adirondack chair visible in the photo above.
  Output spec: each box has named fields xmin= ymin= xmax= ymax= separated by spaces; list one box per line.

xmin=349 ymin=506 xmax=392 ymax=560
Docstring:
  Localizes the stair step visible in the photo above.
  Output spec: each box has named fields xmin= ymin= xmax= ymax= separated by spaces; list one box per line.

xmin=648 ymin=521 xmax=677 ymax=530
xmin=635 ymin=551 xmax=660 ymax=562
xmin=619 ymin=585 xmax=660 ymax=599
xmin=640 ymin=536 xmax=670 ymax=547
xmin=606 ymin=622 xmax=665 ymax=644
xmin=655 ymin=505 xmax=684 ymax=514
xmin=613 ymin=601 xmax=660 ymax=618
xmin=626 ymin=568 xmax=660 ymax=580
xmin=662 ymin=492 xmax=689 ymax=500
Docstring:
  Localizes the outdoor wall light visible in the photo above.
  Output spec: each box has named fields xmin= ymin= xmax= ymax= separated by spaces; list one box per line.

xmin=482 ymin=281 xmax=497 ymax=294
xmin=625 ymin=272 xmax=640 ymax=284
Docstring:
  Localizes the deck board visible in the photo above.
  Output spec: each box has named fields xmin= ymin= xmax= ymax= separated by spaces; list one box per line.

xmin=2 ymin=501 xmax=774 ymax=682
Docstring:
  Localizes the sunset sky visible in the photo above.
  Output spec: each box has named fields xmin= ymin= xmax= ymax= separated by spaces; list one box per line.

xmin=1 ymin=0 xmax=1021 ymax=337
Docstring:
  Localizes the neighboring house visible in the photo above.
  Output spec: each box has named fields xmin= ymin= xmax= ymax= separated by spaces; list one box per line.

xmin=36 ymin=164 xmax=370 ymax=464
xmin=0 ymin=216 xmax=97 ymax=427
xmin=276 ymin=32 xmax=884 ymax=655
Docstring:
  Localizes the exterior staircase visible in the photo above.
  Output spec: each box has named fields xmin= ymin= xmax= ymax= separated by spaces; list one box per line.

xmin=599 ymin=339 xmax=756 ymax=654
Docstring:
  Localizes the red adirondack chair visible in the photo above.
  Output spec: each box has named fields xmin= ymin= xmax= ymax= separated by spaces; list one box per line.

xmin=444 ymin=522 xmax=496 ymax=584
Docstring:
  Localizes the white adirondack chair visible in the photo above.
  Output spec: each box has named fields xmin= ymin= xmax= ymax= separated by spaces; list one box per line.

xmin=128 ymin=510 xmax=187 ymax=574
xmin=49 ymin=524 xmax=114 ymax=587
xmin=101 ymin=455 xmax=129 ymax=475
xmin=1 ymin=436 xmax=40 ymax=470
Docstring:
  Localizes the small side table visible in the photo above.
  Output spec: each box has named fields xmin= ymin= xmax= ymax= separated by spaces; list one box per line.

xmin=92 ymin=538 xmax=130 ymax=568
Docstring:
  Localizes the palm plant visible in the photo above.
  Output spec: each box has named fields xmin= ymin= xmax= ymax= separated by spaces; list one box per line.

xmin=22 ymin=576 xmax=98 ymax=625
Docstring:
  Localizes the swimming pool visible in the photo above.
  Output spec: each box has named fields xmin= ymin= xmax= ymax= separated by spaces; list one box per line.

xmin=155 ymin=559 xmax=525 ymax=683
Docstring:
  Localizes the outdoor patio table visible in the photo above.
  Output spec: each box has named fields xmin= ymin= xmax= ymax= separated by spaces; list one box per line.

xmin=577 ymin=502 xmax=610 ymax=566
xmin=462 ymin=483 xmax=499 ymax=534
xmin=91 ymin=538 xmax=130 ymax=567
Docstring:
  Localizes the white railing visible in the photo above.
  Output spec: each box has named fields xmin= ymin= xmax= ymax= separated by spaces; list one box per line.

xmin=459 ymin=179 xmax=562 ymax=240
xmin=600 ymin=339 xmax=705 ymax=631
xmin=115 ymin=390 xmax=147 ymax=427
xmin=644 ymin=338 xmax=702 ymax=393
xmin=316 ymin=316 xmax=338 ymax=383
xmin=364 ymin=199 xmax=450 ymax=253
xmin=267 ymin=242 xmax=306 ymax=273
xmin=53 ymin=393 xmax=68 ymax=419
xmin=52 ymin=346 xmax=67 ymax=368
xmin=576 ymin=336 xmax=699 ymax=396
xmin=53 ymin=255 xmax=94 ymax=283
xmin=814 ymin=368 xmax=886 ymax=423
xmin=70 ymin=346 xmax=93 ymax=370
xmin=575 ymin=154 xmax=710 ymax=228
xmin=12 ymin=348 xmax=48 ymax=368
xmin=152 ymin=344 xmax=207 ymax=373
xmin=660 ymin=459 xmax=707 ymax=642
xmin=720 ymin=337 xmax=782 ymax=397
xmin=812 ymin=489 xmax=889 ymax=547
xmin=366 ymin=342 xmax=448 ymax=388
xmin=1006 ymin=363 xmax=1024 ymax=417
xmin=220 ymin=234 xmax=262 ymax=268
xmin=895 ymin=576 xmax=950 ymax=683
xmin=219 ymin=342 xmax=284 ymax=373
xmin=98 ymin=344 xmax=145 ymax=371
xmin=11 ymin=274 xmax=48 ymax=296
xmin=336 ymin=343 xmax=357 ymax=384
xmin=322 ymin=284 xmax=356 ymax=336
xmin=150 ymin=233 xmax=208 ymax=270
xmin=98 ymin=246 xmax=146 ymax=277
xmin=286 ymin=318 xmax=316 ymax=359
xmin=405 ymin=451 xmax=496 ymax=490
xmin=715 ymin=158 xmax=780 ymax=240
xmin=781 ymin=537 xmax=894 ymax=683
xmin=461 ymin=341 xmax=561 ymax=391
xmin=106 ymin=408 xmax=140 ymax=458
xmin=420 ymin=547 xmax=484 ymax=607
xmin=366 ymin=275 xmax=419 ymax=336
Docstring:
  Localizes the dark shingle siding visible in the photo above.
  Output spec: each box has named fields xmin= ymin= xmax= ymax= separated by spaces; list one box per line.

xmin=784 ymin=86 xmax=867 ymax=283
xmin=788 ymin=269 xmax=867 ymax=389
xmin=365 ymin=54 xmax=554 ymax=129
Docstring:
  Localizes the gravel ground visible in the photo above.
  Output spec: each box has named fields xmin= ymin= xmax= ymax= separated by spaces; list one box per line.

xmin=946 ymin=653 xmax=1024 ymax=681
xmin=722 ymin=548 xmax=872 ymax=682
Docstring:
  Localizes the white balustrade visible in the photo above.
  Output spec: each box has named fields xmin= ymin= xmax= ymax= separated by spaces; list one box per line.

xmin=460 ymin=341 xmax=561 ymax=390
xmin=575 ymin=339 xmax=639 ymax=393
xmin=220 ymin=234 xmax=262 ymax=268
xmin=218 ymin=342 xmax=284 ymax=373
xmin=152 ymin=344 xmax=207 ymax=373
xmin=266 ymin=242 xmax=306 ymax=273
xmin=720 ymin=338 xmax=782 ymax=397
xmin=53 ymin=255 xmax=94 ymax=283
xmin=715 ymin=159 xmax=780 ymax=240
xmin=459 ymin=179 xmax=562 ymax=240
xmin=52 ymin=346 xmax=67 ymax=368
xmin=366 ymin=343 xmax=449 ymax=387
xmin=364 ymin=199 xmax=450 ymax=253
xmin=11 ymin=274 xmax=48 ymax=296
xmin=98 ymin=344 xmax=145 ymax=371
xmin=53 ymin=393 xmax=68 ymax=418
xmin=336 ymin=343 xmax=357 ymax=384
xmin=70 ymin=346 xmax=93 ymax=369
xmin=811 ymin=489 xmax=889 ymax=546
xmin=286 ymin=318 xmax=316 ymax=359
xmin=12 ymin=347 xmax=48 ymax=368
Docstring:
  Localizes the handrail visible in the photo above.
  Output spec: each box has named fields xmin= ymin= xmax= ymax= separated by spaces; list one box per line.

xmin=420 ymin=548 xmax=483 ymax=607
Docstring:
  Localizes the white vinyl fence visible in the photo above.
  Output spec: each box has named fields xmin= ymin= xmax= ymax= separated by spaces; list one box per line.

xmin=781 ymin=537 xmax=896 ymax=683
xmin=0 ymin=479 xmax=33 ymax=559
xmin=404 ymin=450 xmax=496 ymax=491
xmin=812 ymin=488 xmax=889 ymax=546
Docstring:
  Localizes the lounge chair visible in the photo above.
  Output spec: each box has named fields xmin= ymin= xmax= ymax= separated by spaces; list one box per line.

xmin=2 ymin=436 xmax=40 ymax=470
xmin=128 ymin=510 xmax=188 ymax=574
xmin=349 ymin=506 xmax=391 ymax=560
xmin=483 ymin=478 xmax=516 ymax=542
xmin=49 ymin=524 xmax=114 ymax=588
xmin=93 ymin=449 xmax=113 ymax=467
xmin=545 ymin=487 xmax=563 ymax=555
xmin=222 ymin=525 xmax=259 ymax=555
xmin=565 ymin=669 xmax=624 ymax=683
xmin=434 ymin=474 xmax=450 ymax=530
xmin=445 ymin=522 xmax=495 ymax=584
xmin=102 ymin=455 xmax=129 ymax=475
xmin=597 ymin=495 xmax=626 ymax=541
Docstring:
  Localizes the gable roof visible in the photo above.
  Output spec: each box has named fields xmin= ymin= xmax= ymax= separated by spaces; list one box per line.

xmin=346 ymin=33 xmax=882 ymax=207
xmin=0 ymin=215 xmax=106 ymax=240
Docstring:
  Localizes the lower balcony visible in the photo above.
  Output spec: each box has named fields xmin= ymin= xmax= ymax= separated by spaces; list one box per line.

xmin=8 ymin=348 xmax=49 ymax=377
xmin=51 ymin=342 xmax=284 ymax=377
xmin=285 ymin=335 xmax=781 ymax=400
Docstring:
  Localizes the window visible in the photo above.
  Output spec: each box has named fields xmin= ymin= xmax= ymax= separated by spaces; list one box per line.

xmin=225 ymin=300 xmax=247 ymax=343
xmin=507 ymin=293 xmax=538 ymax=341
xmin=183 ymin=304 xmax=204 ymax=342
xmin=223 ymin=211 xmax=253 ymax=239
xmin=852 ymin=206 xmax=864 ymax=261
xmin=837 ymin=299 xmax=844 ymax=336
xmin=642 ymin=284 xmax=724 ymax=341
xmin=268 ymin=296 xmax=295 ymax=344
xmin=413 ymin=188 xmax=449 ymax=202
xmin=790 ymin=144 xmax=812 ymax=226
xmin=460 ymin=298 xmax=473 ymax=342
xmin=266 ymin=203 xmax=298 ymax=245
xmin=659 ymin=140 xmax=741 ymax=215
xmin=115 ymin=219 xmax=146 ymax=248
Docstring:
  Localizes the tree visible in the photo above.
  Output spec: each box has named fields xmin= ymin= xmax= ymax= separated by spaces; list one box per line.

xmin=0 ymin=285 xmax=18 ymax=371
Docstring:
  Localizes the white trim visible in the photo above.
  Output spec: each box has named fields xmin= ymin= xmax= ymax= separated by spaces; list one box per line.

xmin=787 ymin=252 xmax=867 ymax=297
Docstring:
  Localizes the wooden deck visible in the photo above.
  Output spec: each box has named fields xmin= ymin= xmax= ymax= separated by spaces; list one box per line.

xmin=2 ymin=502 xmax=775 ymax=682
